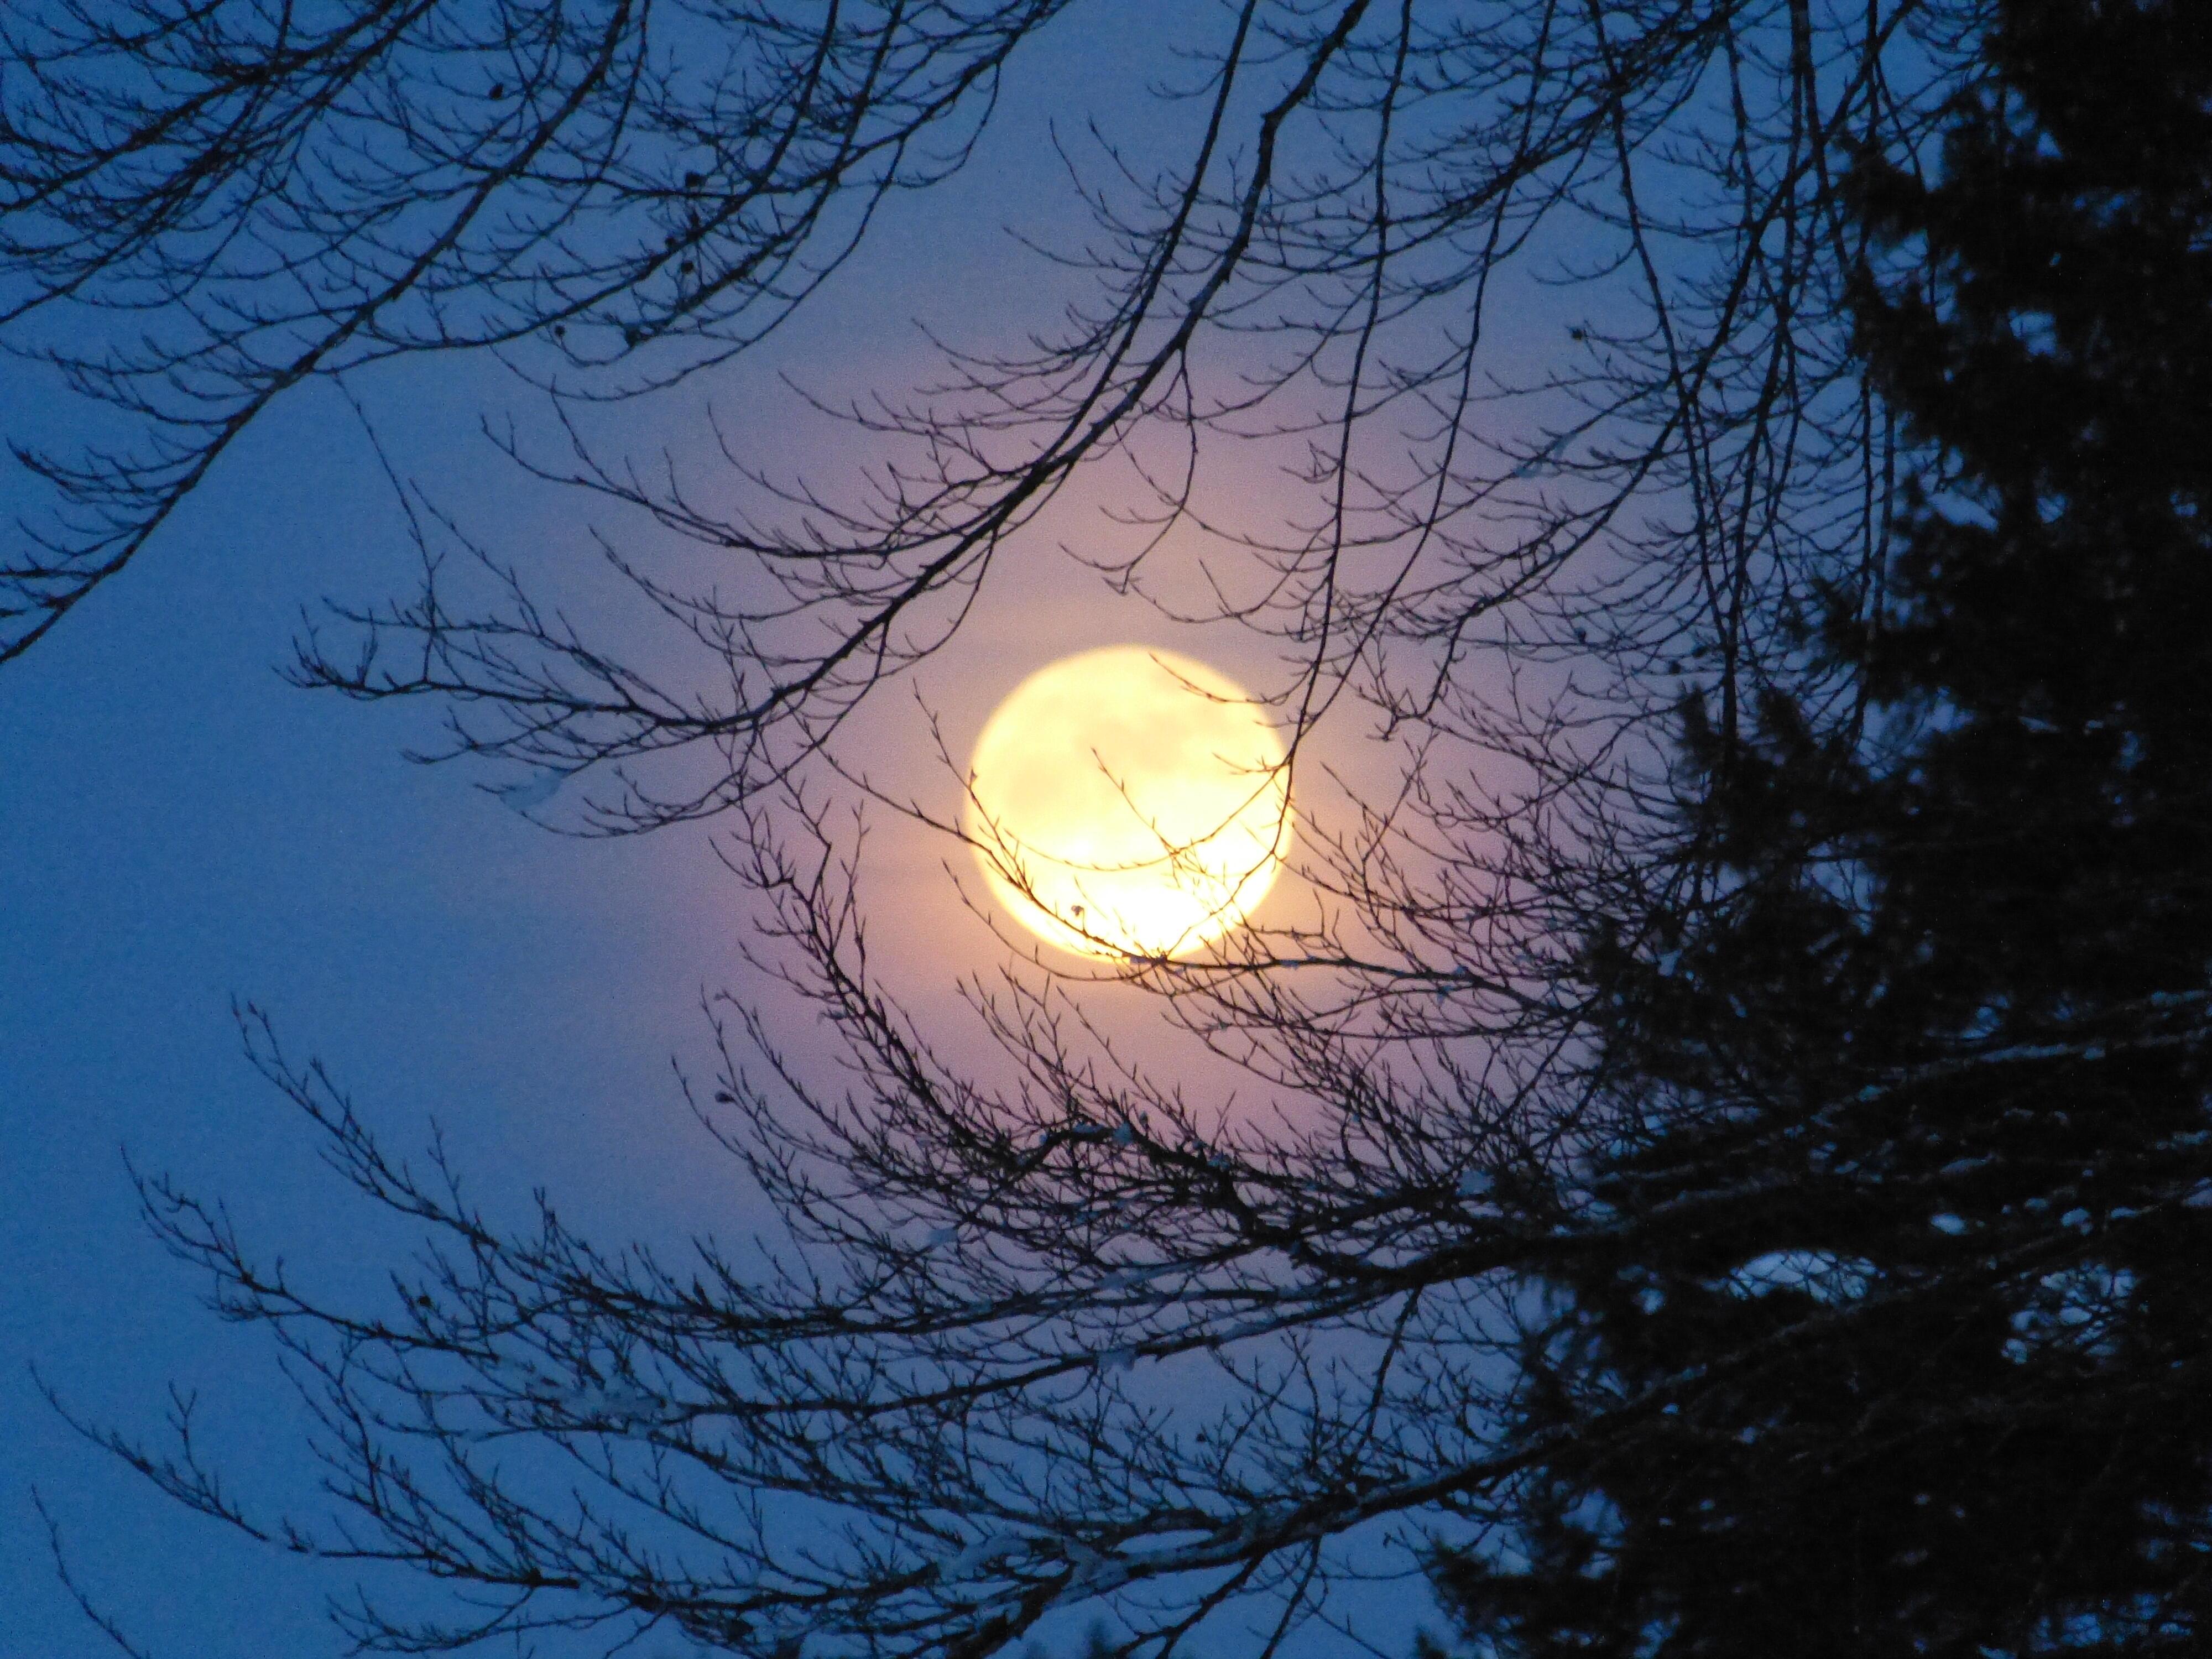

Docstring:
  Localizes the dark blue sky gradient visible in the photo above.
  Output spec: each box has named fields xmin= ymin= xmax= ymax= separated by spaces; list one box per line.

xmin=1 ymin=13 xmax=1237 ymax=1652
xmin=0 ymin=7 xmax=1577 ymax=1650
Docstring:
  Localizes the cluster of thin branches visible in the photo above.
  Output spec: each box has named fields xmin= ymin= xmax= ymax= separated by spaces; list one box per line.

xmin=1 ymin=0 xmax=1064 ymax=659
xmin=275 ymin=0 xmax=1949 ymax=837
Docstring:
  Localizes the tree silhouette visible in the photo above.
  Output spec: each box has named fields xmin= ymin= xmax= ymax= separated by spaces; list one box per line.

xmin=34 ymin=2 xmax=2209 ymax=1657
xmin=1428 ymin=2 xmax=2212 ymax=1652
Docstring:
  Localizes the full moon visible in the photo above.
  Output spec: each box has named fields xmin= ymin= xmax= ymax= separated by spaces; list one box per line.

xmin=964 ymin=647 xmax=1292 ymax=958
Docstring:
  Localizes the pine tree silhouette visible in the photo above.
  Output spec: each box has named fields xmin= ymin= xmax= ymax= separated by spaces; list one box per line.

xmin=1429 ymin=4 xmax=2212 ymax=1654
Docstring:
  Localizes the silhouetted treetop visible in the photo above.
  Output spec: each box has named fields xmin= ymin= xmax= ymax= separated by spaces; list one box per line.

xmin=1429 ymin=4 xmax=2212 ymax=1653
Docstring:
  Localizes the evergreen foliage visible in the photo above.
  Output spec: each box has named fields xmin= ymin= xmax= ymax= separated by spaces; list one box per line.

xmin=1429 ymin=3 xmax=2212 ymax=1653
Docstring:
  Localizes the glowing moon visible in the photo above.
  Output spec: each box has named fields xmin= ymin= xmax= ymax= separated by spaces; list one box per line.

xmin=964 ymin=647 xmax=1292 ymax=958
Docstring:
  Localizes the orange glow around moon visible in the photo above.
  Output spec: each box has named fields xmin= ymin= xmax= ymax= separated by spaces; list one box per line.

xmin=964 ymin=646 xmax=1292 ymax=959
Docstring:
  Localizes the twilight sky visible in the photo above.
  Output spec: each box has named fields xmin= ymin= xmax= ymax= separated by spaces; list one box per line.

xmin=0 ymin=18 xmax=1170 ymax=1657
xmin=0 ymin=8 xmax=1590 ymax=1652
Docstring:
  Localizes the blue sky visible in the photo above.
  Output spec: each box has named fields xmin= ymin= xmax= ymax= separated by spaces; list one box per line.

xmin=0 ymin=6 xmax=1606 ymax=1649
xmin=0 ymin=331 xmax=744 ymax=1647
xmin=0 ymin=11 xmax=1260 ymax=1652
